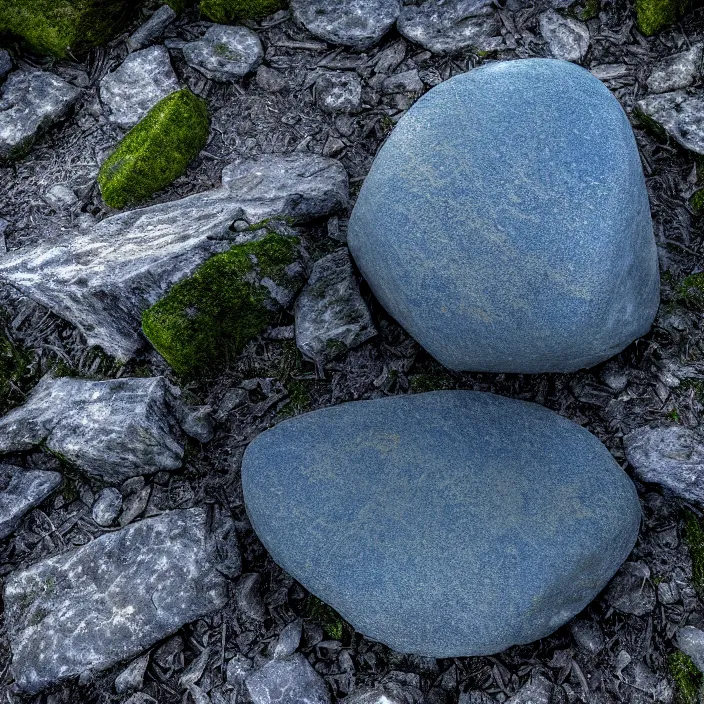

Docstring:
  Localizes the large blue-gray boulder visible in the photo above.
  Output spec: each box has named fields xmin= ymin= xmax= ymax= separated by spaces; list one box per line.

xmin=348 ymin=59 xmax=659 ymax=373
xmin=241 ymin=390 xmax=641 ymax=657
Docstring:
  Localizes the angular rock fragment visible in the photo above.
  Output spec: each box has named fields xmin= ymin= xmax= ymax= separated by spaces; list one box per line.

xmin=507 ymin=674 xmax=553 ymax=704
xmin=382 ymin=69 xmax=423 ymax=95
xmin=92 ymin=487 xmax=123 ymax=527
xmin=127 ymin=4 xmax=177 ymax=52
xmin=603 ymin=561 xmax=656 ymax=616
xmin=397 ymin=0 xmax=503 ymax=54
xmin=315 ymin=72 xmax=362 ymax=113
xmin=0 ymin=70 xmax=81 ymax=162
xmin=345 ymin=684 xmax=425 ymax=704
xmin=635 ymin=90 xmax=704 ymax=156
xmin=539 ymin=10 xmax=589 ymax=63
xmin=0 ymin=155 xmax=348 ymax=361
xmin=647 ymin=44 xmax=703 ymax=94
xmin=183 ymin=24 xmax=263 ymax=81
xmin=291 ymin=0 xmax=400 ymax=50
xmin=624 ymin=424 xmax=704 ymax=505
xmin=0 ymin=375 xmax=211 ymax=484
xmin=4 ymin=507 xmax=236 ymax=693
xmin=677 ymin=627 xmax=704 ymax=674
xmin=295 ymin=249 xmax=376 ymax=363
xmin=245 ymin=653 xmax=330 ymax=704
xmin=100 ymin=46 xmax=180 ymax=129
xmin=0 ymin=464 xmax=62 ymax=539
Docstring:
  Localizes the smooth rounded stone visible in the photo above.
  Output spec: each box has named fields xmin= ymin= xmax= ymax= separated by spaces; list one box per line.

xmin=242 ymin=390 xmax=641 ymax=657
xmin=92 ymin=487 xmax=123 ymax=526
xmin=348 ymin=59 xmax=660 ymax=373
xmin=183 ymin=25 xmax=263 ymax=82
xmin=291 ymin=0 xmax=400 ymax=50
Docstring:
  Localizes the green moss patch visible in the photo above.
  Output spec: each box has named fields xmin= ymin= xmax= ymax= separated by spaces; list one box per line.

xmin=0 ymin=0 xmax=135 ymax=58
xmin=306 ymin=595 xmax=353 ymax=643
xmin=0 ymin=333 xmax=32 ymax=414
xmin=142 ymin=233 xmax=301 ymax=377
xmin=635 ymin=0 xmax=688 ymax=36
xmin=669 ymin=651 xmax=703 ymax=704
xmin=683 ymin=511 xmax=704 ymax=598
xmin=199 ymin=0 xmax=285 ymax=23
xmin=678 ymin=273 xmax=704 ymax=309
xmin=98 ymin=89 xmax=209 ymax=210
xmin=691 ymin=189 xmax=704 ymax=214
xmin=409 ymin=373 xmax=456 ymax=394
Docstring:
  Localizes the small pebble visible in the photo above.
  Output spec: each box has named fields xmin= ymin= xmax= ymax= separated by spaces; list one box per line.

xmin=92 ymin=487 xmax=123 ymax=527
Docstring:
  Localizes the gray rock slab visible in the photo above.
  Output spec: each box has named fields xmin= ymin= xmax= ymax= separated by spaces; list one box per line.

xmin=291 ymin=0 xmax=400 ymax=50
xmin=0 ymin=465 xmax=62 ymax=540
xmin=294 ymin=248 xmax=376 ymax=363
xmin=676 ymin=627 xmax=704 ymax=673
xmin=397 ymin=0 xmax=503 ymax=54
xmin=0 ymin=49 xmax=12 ymax=79
xmin=183 ymin=24 xmax=263 ymax=81
xmin=100 ymin=45 xmax=179 ymax=129
xmin=0 ymin=375 xmax=210 ymax=484
xmin=382 ymin=69 xmax=424 ymax=94
xmin=4 ymin=508 xmax=236 ymax=693
xmin=0 ymin=154 xmax=347 ymax=361
xmin=245 ymin=653 xmax=330 ymax=704
xmin=92 ymin=487 xmax=123 ymax=527
xmin=646 ymin=43 xmax=703 ymax=94
xmin=624 ymin=424 xmax=704 ymax=505
xmin=0 ymin=70 xmax=81 ymax=162
xmin=539 ymin=10 xmax=589 ymax=62
xmin=241 ymin=390 xmax=641 ymax=657
xmin=348 ymin=59 xmax=659 ymax=373
xmin=507 ymin=674 xmax=553 ymax=704
xmin=315 ymin=72 xmax=363 ymax=113
xmin=127 ymin=4 xmax=177 ymax=52
xmin=635 ymin=89 xmax=704 ymax=155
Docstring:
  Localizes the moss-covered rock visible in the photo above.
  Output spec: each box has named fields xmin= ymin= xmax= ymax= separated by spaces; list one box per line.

xmin=678 ymin=273 xmax=704 ymax=309
xmin=684 ymin=511 xmax=704 ymax=599
xmin=635 ymin=0 xmax=688 ymax=36
xmin=98 ymin=88 xmax=209 ymax=210
xmin=199 ymin=0 xmax=285 ymax=23
xmin=691 ymin=189 xmax=704 ymax=214
xmin=142 ymin=233 xmax=304 ymax=377
xmin=305 ymin=595 xmax=353 ymax=643
xmin=0 ymin=333 xmax=32 ymax=414
xmin=0 ymin=0 xmax=135 ymax=58
xmin=668 ymin=650 xmax=702 ymax=704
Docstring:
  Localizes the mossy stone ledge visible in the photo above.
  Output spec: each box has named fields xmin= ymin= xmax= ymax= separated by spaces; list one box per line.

xmin=199 ymin=0 xmax=286 ymax=23
xmin=635 ymin=0 xmax=688 ymax=36
xmin=668 ymin=650 xmax=702 ymax=704
xmin=142 ymin=232 xmax=305 ymax=377
xmin=0 ymin=0 xmax=135 ymax=58
xmin=98 ymin=88 xmax=209 ymax=210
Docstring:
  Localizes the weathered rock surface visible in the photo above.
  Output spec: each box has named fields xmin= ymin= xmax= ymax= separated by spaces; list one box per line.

xmin=635 ymin=89 xmax=704 ymax=155
xmin=0 ymin=375 xmax=211 ymax=484
xmin=0 ymin=464 xmax=62 ymax=539
xmin=676 ymin=627 xmax=704 ymax=673
xmin=397 ymin=0 xmax=503 ymax=54
xmin=539 ymin=10 xmax=589 ymax=62
xmin=624 ymin=424 xmax=704 ymax=505
xmin=291 ymin=0 xmax=400 ymax=50
xmin=92 ymin=487 xmax=123 ymax=527
xmin=646 ymin=43 xmax=703 ymax=94
xmin=183 ymin=25 xmax=263 ymax=81
xmin=507 ymin=674 xmax=553 ymax=704
xmin=603 ymin=561 xmax=656 ymax=616
xmin=0 ymin=70 xmax=81 ymax=161
xmin=0 ymin=49 xmax=11 ymax=79
xmin=126 ymin=4 xmax=177 ymax=52
xmin=348 ymin=59 xmax=659 ymax=373
xmin=245 ymin=653 xmax=330 ymax=704
xmin=382 ymin=69 xmax=424 ymax=95
xmin=100 ymin=46 xmax=179 ymax=129
xmin=315 ymin=72 xmax=363 ymax=113
xmin=4 ymin=507 xmax=237 ymax=693
xmin=295 ymin=248 xmax=376 ymax=363
xmin=242 ymin=390 xmax=641 ymax=657
xmin=0 ymin=155 xmax=347 ymax=360
xmin=344 ymin=684 xmax=425 ymax=704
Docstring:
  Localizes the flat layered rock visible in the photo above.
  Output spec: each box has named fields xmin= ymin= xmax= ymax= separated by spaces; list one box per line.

xmin=0 ymin=464 xmax=62 ymax=539
xmin=646 ymin=43 xmax=703 ymax=94
xmin=242 ymin=391 xmax=641 ymax=657
xmin=183 ymin=25 xmax=263 ymax=81
xmin=0 ymin=155 xmax=347 ymax=360
xmin=539 ymin=10 xmax=589 ymax=62
xmin=245 ymin=653 xmax=330 ymax=704
xmin=4 ymin=508 xmax=238 ymax=693
xmin=0 ymin=375 xmax=211 ymax=484
xmin=635 ymin=89 xmax=704 ymax=155
xmin=100 ymin=46 xmax=180 ymax=129
xmin=0 ymin=70 xmax=81 ymax=161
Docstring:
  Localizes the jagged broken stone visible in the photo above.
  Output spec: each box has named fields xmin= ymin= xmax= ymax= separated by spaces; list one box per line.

xmin=635 ymin=89 xmax=704 ymax=156
xmin=115 ymin=652 xmax=150 ymax=694
xmin=183 ymin=25 xmax=263 ymax=82
xmin=676 ymin=627 xmax=704 ymax=673
xmin=647 ymin=43 xmax=703 ymax=94
xmin=507 ymin=674 xmax=553 ymax=704
xmin=4 ymin=507 xmax=237 ymax=694
xmin=100 ymin=45 xmax=180 ymax=129
xmin=539 ymin=10 xmax=589 ymax=62
xmin=92 ymin=487 xmax=123 ymax=527
xmin=0 ymin=375 xmax=212 ymax=484
xmin=397 ymin=0 xmax=503 ymax=54
xmin=126 ymin=4 xmax=177 ymax=52
xmin=295 ymin=248 xmax=376 ymax=363
xmin=291 ymin=0 xmax=400 ymax=50
xmin=570 ymin=619 xmax=605 ymax=654
xmin=345 ymin=684 xmax=426 ymax=704
xmin=0 ymin=464 xmax=62 ymax=540
xmin=603 ymin=561 xmax=656 ymax=616
xmin=624 ymin=424 xmax=704 ymax=505
xmin=0 ymin=70 xmax=81 ymax=161
xmin=245 ymin=653 xmax=330 ymax=704
xmin=315 ymin=72 xmax=363 ymax=113
xmin=0 ymin=49 xmax=12 ymax=79
xmin=272 ymin=620 xmax=302 ymax=660
xmin=382 ymin=69 xmax=424 ymax=94
xmin=0 ymin=154 xmax=348 ymax=360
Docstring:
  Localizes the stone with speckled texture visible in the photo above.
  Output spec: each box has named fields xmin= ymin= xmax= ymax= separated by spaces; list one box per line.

xmin=241 ymin=390 xmax=641 ymax=657
xmin=348 ymin=59 xmax=659 ymax=373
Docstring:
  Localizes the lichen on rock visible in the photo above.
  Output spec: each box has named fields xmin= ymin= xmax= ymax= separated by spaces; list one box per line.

xmin=635 ymin=0 xmax=688 ymax=36
xmin=199 ymin=0 xmax=285 ymax=23
xmin=142 ymin=232 xmax=305 ymax=377
xmin=98 ymin=88 xmax=209 ymax=210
